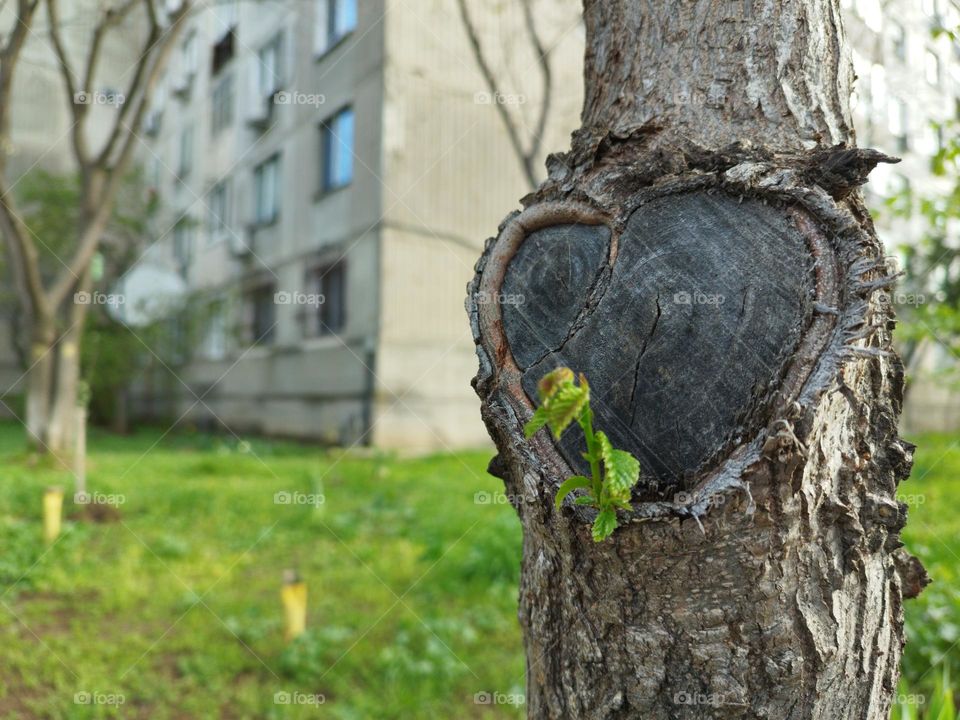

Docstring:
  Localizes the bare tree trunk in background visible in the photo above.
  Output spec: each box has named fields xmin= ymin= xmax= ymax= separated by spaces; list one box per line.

xmin=467 ymin=1 xmax=928 ymax=718
xmin=457 ymin=0 xmax=554 ymax=189
xmin=0 ymin=0 xmax=189 ymax=456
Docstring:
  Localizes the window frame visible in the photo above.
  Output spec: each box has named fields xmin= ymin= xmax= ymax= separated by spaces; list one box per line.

xmin=304 ymin=260 xmax=347 ymax=337
xmin=246 ymin=283 xmax=277 ymax=345
xmin=178 ymin=125 xmax=194 ymax=178
xmin=257 ymin=31 xmax=285 ymax=101
xmin=211 ymin=72 xmax=235 ymax=134
xmin=319 ymin=106 xmax=355 ymax=194
xmin=207 ymin=179 xmax=231 ymax=243
xmin=253 ymin=154 xmax=282 ymax=226
xmin=315 ymin=0 xmax=358 ymax=57
xmin=173 ymin=217 xmax=194 ymax=274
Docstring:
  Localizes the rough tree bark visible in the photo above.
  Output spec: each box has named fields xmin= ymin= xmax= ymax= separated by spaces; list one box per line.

xmin=466 ymin=1 xmax=928 ymax=718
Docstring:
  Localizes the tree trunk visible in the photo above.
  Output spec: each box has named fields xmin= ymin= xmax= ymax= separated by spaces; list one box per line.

xmin=25 ymin=332 xmax=79 ymax=457
xmin=25 ymin=331 xmax=55 ymax=450
xmin=25 ymin=264 xmax=91 ymax=457
xmin=45 ymin=323 xmax=81 ymax=456
xmin=466 ymin=1 xmax=928 ymax=718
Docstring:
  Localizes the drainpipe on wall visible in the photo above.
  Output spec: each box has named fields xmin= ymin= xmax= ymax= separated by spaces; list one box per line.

xmin=361 ymin=335 xmax=376 ymax=447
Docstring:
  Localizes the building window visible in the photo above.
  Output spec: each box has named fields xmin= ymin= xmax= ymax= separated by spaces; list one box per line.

xmin=890 ymin=22 xmax=907 ymax=62
xmin=182 ymin=30 xmax=199 ymax=78
xmin=253 ymin=154 xmax=281 ymax=225
xmin=315 ymin=0 xmax=357 ymax=55
xmin=202 ymin=300 xmax=229 ymax=360
xmin=305 ymin=262 xmax=347 ymax=336
xmin=320 ymin=107 xmax=354 ymax=192
xmin=245 ymin=284 xmax=277 ymax=344
xmin=888 ymin=97 xmax=908 ymax=152
xmin=178 ymin=125 xmax=194 ymax=178
xmin=925 ymin=50 xmax=941 ymax=86
xmin=212 ymin=29 xmax=235 ymax=75
xmin=869 ymin=64 xmax=886 ymax=125
xmin=173 ymin=218 xmax=194 ymax=274
xmin=211 ymin=74 xmax=234 ymax=133
xmin=207 ymin=180 xmax=230 ymax=242
xmin=257 ymin=32 xmax=284 ymax=101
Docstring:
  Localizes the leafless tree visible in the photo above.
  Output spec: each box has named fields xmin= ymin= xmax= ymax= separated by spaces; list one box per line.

xmin=0 ymin=0 xmax=190 ymax=455
xmin=457 ymin=0 xmax=554 ymax=189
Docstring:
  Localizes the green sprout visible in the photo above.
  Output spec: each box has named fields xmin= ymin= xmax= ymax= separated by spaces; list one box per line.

xmin=523 ymin=367 xmax=640 ymax=542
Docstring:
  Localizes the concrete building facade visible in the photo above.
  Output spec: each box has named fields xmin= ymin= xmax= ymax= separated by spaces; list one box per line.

xmin=5 ymin=0 xmax=955 ymax=446
xmin=131 ymin=0 xmax=960 ymax=447
xmin=844 ymin=0 xmax=960 ymax=431
xmin=129 ymin=0 xmax=584 ymax=449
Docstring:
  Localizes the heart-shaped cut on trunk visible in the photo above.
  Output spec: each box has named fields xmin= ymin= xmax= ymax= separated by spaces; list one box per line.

xmin=495 ymin=191 xmax=815 ymax=492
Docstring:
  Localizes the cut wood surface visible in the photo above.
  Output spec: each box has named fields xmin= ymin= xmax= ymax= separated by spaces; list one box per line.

xmin=502 ymin=192 xmax=814 ymax=491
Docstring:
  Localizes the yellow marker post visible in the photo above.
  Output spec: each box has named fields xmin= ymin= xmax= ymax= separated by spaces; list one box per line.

xmin=282 ymin=569 xmax=307 ymax=641
xmin=43 ymin=487 xmax=64 ymax=543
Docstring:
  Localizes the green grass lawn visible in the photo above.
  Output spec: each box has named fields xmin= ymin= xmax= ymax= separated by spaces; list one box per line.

xmin=895 ymin=433 xmax=960 ymax=719
xmin=0 ymin=423 xmax=956 ymax=719
xmin=0 ymin=424 xmax=524 ymax=719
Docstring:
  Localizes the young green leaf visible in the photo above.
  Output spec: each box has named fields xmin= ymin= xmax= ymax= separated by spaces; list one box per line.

xmin=544 ymin=384 xmax=588 ymax=438
xmin=597 ymin=431 xmax=640 ymax=496
xmin=537 ymin=366 xmax=574 ymax=401
xmin=591 ymin=508 xmax=618 ymax=542
xmin=554 ymin=475 xmax=591 ymax=509
xmin=525 ymin=368 xmax=643 ymax=542
xmin=523 ymin=406 xmax=550 ymax=438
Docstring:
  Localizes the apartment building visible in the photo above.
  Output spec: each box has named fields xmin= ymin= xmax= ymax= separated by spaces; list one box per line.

xmin=843 ymin=0 xmax=960 ymax=431
xmin=127 ymin=0 xmax=584 ymax=448
xmin=4 ymin=0 xmax=954 ymax=446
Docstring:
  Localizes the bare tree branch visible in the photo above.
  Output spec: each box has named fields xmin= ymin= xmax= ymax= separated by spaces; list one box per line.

xmin=0 ymin=0 xmax=49 ymax=321
xmin=0 ymin=0 xmax=42 ymax=152
xmin=96 ymin=0 xmax=161 ymax=167
xmin=520 ymin=0 xmax=552 ymax=168
xmin=83 ymin=0 xmax=141 ymax=96
xmin=457 ymin=0 xmax=541 ymax=189
xmin=45 ymin=0 xmax=91 ymax=164
xmin=0 ymin=176 xmax=51 ymax=319
xmin=49 ymin=0 xmax=190 ymax=308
